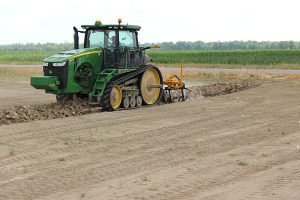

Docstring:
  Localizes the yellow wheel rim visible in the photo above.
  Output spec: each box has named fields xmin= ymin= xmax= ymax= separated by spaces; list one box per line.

xmin=110 ymin=85 xmax=122 ymax=110
xmin=140 ymin=68 xmax=161 ymax=105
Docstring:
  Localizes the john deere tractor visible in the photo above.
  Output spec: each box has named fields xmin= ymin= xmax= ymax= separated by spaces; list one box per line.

xmin=31 ymin=19 xmax=167 ymax=111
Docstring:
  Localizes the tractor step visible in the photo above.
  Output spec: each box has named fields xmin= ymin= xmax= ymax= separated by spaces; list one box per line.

xmin=88 ymin=69 xmax=119 ymax=104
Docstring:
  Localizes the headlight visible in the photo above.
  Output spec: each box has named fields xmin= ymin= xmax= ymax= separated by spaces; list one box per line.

xmin=43 ymin=62 xmax=48 ymax=66
xmin=52 ymin=62 xmax=66 ymax=67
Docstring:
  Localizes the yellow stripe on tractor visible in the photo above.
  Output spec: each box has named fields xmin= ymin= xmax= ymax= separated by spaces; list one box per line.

xmin=69 ymin=50 xmax=102 ymax=60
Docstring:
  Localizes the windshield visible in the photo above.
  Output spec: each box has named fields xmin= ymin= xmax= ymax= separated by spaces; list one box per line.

xmin=86 ymin=30 xmax=117 ymax=48
xmin=86 ymin=30 xmax=104 ymax=48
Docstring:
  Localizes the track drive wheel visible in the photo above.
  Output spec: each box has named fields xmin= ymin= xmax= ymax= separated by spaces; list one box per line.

xmin=139 ymin=67 xmax=163 ymax=105
xmin=110 ymin=85 xmax=122 ymax=110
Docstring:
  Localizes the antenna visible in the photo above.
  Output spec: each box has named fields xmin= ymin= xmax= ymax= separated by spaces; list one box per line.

xmin=127 ymin=0 xmax=134 ymax=25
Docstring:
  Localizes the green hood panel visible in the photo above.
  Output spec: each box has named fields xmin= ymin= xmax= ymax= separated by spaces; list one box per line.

xmin=43 ymin=48 xmax=102 ymax=63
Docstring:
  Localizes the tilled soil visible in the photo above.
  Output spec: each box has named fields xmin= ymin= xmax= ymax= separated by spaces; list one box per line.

xmin=193 ymin=80 xmax=261 ymax=97
xmin=0 ymin=79 xmax=299 ymax=200
xmin=187 ymin=80 xmax=261 ymax=100
xmin=0 ymin=98 xmax=100 ymax=125
xmin=0 ymin=80 xmax=261 ymax=126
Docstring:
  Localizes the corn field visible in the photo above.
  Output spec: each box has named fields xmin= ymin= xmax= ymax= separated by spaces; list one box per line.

xmin=1 ymin=50 xmax=300 ymax=65
xmin=147 ymin=50 xmax=300 ymax=65
xmin=0 ymin=51 xmax=58 ymax=64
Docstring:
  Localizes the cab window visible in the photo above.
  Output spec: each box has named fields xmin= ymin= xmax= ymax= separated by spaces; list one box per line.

xmin=87 ymin=30 xmax=104 ymax=48
xmin=119 ymin=31 xmax=137 ymax=48
xmin=105 ymin=30 xmax=116 ymax=48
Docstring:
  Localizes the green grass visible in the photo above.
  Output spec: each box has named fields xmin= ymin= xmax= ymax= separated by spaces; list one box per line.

xmin=9 ymin=147 xmax=16 ymax=156
xmin=80 ymin=193 xmax=86 ymax=199
xmin=57 ymin=157 xmax=65 ymax=162
xmin=236 ymin=160 xmax=248 ymax=166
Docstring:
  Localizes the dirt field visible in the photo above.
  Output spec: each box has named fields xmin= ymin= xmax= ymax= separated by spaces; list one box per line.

xmin=0 ymin=76 xmax=300 ymax=200
xmin=0 ymin=78 xmax=55 ymax=106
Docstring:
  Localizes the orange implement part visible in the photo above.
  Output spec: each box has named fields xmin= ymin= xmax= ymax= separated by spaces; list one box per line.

xmin=164 ymin=75 xmax=184 ymax=89
xmin=164 ymin=63 xmax=184 ymax=89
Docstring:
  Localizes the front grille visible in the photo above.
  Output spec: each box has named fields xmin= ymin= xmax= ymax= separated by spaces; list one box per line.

xmin=43 ymin=62 xmax=68 ymax=89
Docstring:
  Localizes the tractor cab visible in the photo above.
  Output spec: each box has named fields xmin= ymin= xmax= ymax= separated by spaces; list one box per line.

xmin=74 ymin=19 xmax=149 ymax=69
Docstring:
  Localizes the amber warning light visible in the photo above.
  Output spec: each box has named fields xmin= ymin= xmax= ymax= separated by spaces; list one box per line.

xmin=118 ymin=18 xmax=122 ymax=24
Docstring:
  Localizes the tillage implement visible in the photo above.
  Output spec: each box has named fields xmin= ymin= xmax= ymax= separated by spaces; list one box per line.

xmin=31 ymin=19 xmax=187 ymax=111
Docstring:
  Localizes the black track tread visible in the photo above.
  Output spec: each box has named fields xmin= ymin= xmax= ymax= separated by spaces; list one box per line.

xmin=100 ymin=65 xmax=149 ymax=111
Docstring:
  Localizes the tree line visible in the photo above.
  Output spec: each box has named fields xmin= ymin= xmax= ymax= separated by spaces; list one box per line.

xmin=144 ymin=41 xmax=300 ymax=50
xmin=0 ymin=43 xmax=74 ymax=51
xmin=1 ymin=41 xmax=300 ymax=51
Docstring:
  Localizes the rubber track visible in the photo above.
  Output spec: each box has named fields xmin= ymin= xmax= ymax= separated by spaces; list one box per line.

xmin=100 ymin=65 xmax=152 ymax=111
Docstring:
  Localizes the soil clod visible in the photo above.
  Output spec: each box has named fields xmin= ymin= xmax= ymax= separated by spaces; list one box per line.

xmin=0 ymin=80 xmax=260 ymax=126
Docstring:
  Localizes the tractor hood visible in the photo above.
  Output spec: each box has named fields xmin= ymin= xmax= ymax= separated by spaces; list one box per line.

xmin=43 ymin=48 xmax=102 ymax=63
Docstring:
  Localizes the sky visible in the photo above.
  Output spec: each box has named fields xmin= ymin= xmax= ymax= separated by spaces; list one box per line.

xmin=1 ymin=0 xmax=300 ymax=44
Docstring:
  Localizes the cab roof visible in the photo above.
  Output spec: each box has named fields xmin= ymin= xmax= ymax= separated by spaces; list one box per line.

xmin=81 ymin=24 xmax=141 ymax=31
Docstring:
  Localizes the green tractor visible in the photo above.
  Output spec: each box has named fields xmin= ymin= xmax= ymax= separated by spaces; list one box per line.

xmin=31 ymin=19 xmax=165 ymax=111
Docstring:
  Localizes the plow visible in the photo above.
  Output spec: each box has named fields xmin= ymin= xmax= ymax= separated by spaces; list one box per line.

xmin=31 ymin=19 xmax=187 ymax=111
xmin=163 ymin=63 xmax=187 ymax=103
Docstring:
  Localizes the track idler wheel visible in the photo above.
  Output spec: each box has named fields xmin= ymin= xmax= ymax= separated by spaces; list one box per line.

xmin=139 ymin=67 xmax=163 ymax=105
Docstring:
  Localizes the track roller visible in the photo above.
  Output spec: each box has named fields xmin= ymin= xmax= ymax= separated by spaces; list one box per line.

xmin=136 ymin=96 xmax=142 ymax=107
xmin=129 ymin=96 xmax=136 ymax=108
xmin=122 ymin=96 xmax=129 ymax=109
